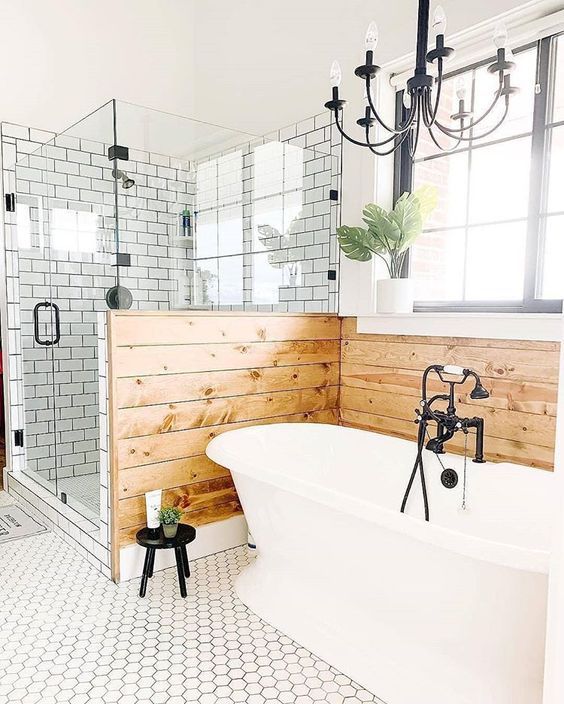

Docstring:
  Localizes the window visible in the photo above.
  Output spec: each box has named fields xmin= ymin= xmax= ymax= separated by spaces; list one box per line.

xmin=398 ymin=34 xmax=564 ymax=312
xmin=51 ymin=208 xmax=98 ymax=253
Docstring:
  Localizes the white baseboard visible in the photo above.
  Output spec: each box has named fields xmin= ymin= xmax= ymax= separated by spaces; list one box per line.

xmin=118 ymin=515 xmax=248 ymax=582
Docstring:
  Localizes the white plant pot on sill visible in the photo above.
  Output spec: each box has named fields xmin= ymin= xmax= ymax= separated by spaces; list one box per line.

xmin=376 ymin=278 xmax=415 ymax=314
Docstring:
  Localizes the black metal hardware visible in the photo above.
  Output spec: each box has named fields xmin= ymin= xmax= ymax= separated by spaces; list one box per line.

xmin=327 ymin=269 xmax=337 ymax=281
xmin=112 ymin=252 xmax=131 ymax=267
xmin=106 ymin=285 xmax=133 ymax=310
xmin=14 ymin=429 xmax=24 ymax=447
xmin=5 ymin=193 xmax=15 ymax=213
xmin=108 ymin=145 xmax=129 ymax=161
xmin=33 ymin=301 xmax=60 ymax=346
xmin=440 ymin=468 xmax=458 ymax=489
xmin=400 ymin=364 xmax=489 ymax=520
xmin=329 ymin=189 xmax=339 ymax=201
xmin=60 ymin=492 xmax=67 ymax=504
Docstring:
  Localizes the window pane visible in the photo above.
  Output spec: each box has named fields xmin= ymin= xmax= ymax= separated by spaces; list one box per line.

xmin=415 ymin=75 xmax=459 ymax=159
xmin=252 ymin=252 xmax=283 ymax=304
xmin=546 ymin=126 xmax=564 ymax=213
xmin=410 ymin=229 xmax=465 ymax=301
xmin=218 ymin=256 xmax=243 ymax=305
xmin=193 ymin=258 xmax=218 ymax=306
xmin=253 ymin=195 xmax=283 ymax=251
xmin=538 ymin=215 xmax=564 ymax=299
xmin=465 ymin=222 xmax=526 ymax=300
xmin=468 ymin=137 xmax=531 ymax=223
xmin=194 ymin=210 xmax=217 ymax=259
xmin=413 ymin=151 xmax=469 ymax=229
xmin=552 ymin=36 xmax=564 ymax=123
xmin=473 ymin=48 xmax=536 ymax=139
xmin=218 ymin=204 xmax=243 ymax=256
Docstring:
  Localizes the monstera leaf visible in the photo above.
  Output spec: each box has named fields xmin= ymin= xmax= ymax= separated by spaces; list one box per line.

xmin=336 ymin=226 xmax=373 ymax=261
xmin=413 ymin=184 xmax=438 ymax=221
xmin=362 ymin=203 xmax=401 ymax=249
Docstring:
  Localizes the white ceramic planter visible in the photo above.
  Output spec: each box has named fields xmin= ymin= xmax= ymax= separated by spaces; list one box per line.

xmin=376 ymin=278 xmax=414 ymax=314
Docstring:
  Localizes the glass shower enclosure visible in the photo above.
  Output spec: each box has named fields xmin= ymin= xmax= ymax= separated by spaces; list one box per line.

xmin=7 ymin=99 xmax=340 ymax=523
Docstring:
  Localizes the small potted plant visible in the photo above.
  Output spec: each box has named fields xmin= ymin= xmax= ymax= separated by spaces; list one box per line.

xmin=158 ymin=506 xmax=183 ymax=538
xmin=337 ymin=185 xmax=437 ymax=314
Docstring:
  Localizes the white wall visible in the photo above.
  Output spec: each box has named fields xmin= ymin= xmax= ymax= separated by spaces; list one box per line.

xmin=0 ymin=0 xmax=196 ymax=132
xmin=192 ymin=0 xmax=526 ymax=135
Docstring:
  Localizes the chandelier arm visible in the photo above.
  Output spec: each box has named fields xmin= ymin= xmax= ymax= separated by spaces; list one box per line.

xmin=424 ymin=60 xmax=444 ymax=127
xmin=365 ymin=124 xmax=414 ymax=157
xmin=366 ymin=76 xmax=416 ymax=134
xmin=434 ymin=100 xmax=509 ymax=142
xmin=424 ymin=122 xmax=464 ymax=153
xmin=407 ymin=102 xmax=422 ymax=160
xmin=332 ymin=105 xmax=417 ymax=149
xmin=432 ymin=75 xmax=504 ymax=134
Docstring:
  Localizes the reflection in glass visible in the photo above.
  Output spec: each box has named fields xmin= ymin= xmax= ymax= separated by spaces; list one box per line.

xmin=252 ymin=252 xmax=284 ymax=304
xmin=194 ymin=259 xmax=219 ymax=306
xmin=219 ymin=256 xmax=243 ymax=305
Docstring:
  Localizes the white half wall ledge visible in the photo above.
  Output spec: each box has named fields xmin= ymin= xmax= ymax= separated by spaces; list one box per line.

xmin=118 ymin=515 xmax=248 ymax=583
xmin=356 ymin=313 xmax=564 ymax=342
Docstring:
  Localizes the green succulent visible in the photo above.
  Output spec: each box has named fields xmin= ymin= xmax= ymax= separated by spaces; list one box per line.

xmin=337 ymin=185 xmax=437 ymax=278
xmin=158 ymin=506 xmax=183 ymax=525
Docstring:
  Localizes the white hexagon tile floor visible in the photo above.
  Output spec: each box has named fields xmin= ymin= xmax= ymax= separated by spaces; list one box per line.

xmin=0 ymin=492 xmax=385 ymax=704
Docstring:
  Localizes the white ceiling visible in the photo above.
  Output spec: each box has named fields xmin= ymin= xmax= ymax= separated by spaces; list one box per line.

xmin=0 ymin=0 xmax=547 ymax=138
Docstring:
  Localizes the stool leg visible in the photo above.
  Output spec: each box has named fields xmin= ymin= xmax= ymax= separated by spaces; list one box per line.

xmin=174 ymin=547 xmax=187 ymax=598
xmin=181 ymin=545 xmax=190 ymax=578
xmin=139 ymin=549 xmax=153 ymax=598
xmin=147 ymin=549 xmax=156 ymax=578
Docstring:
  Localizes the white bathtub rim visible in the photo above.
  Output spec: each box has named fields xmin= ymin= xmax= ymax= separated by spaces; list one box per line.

xmin=207 ymin=429 xmax=550 ymax=574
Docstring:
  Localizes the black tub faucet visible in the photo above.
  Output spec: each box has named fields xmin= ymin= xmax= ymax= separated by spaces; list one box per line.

xmin=418 ymin=364 xmax=489 ymax=463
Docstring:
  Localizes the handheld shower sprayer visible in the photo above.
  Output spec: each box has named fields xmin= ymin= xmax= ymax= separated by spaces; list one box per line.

xmin=400 ymin=364 xmax=490 ymax=521
xmin=112 ymin=168 xmax=135 ymax=189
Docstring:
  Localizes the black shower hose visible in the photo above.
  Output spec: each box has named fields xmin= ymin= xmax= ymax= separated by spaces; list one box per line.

xmin=400 ymin=420 xmax=430 ymax=521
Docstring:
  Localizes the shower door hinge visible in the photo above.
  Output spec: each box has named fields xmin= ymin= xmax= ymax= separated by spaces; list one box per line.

xmin=14 ymin=429 xmax=24 ymax=447
xmin=5 ymin=193 xmax=15 ymax=212
xmin=60 ymin=492 xmax=67 ymax=504
xmin=329 ymin=189 xmax=339 ymax=201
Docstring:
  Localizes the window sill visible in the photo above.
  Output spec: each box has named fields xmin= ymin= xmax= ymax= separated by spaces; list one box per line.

xmin=356 ymin=312 xmax=564 ymax=342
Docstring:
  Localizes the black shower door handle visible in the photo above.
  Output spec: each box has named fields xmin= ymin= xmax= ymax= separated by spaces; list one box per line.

xmin=33 ymin=301 xmax=61 ymax=346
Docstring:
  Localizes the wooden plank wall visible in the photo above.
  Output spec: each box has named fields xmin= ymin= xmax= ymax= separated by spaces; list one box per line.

xmin=107 ymin=312 xmax=341 ymax=578
xmin=339 ymin=318 xmax=560 ymax=470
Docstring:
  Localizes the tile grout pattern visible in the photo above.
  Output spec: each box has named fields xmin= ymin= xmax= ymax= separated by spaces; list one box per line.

xmin=0 ymin=490 xmax=384 ymax=704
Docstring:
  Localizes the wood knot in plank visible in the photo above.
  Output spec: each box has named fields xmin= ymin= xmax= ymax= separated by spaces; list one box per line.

xmin=250 ymin=370 xmax=261 ymax=380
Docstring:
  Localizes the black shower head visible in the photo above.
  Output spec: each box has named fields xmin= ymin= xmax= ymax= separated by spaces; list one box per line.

xmin=470 ymin=382 xmax=490 ymax=400
xmin=112 ymin=168 xmax=135 ymax=189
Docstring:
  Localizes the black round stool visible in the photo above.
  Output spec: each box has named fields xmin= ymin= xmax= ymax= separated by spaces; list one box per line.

xmin=136 ymin=524 xmax=196 ymax=598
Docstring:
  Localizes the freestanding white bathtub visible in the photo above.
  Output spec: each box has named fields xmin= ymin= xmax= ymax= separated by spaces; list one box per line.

xmin=206 ymin=423 xmax=554 ymax=704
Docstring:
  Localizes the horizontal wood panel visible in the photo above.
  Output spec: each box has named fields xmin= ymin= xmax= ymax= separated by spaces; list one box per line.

xmin=340 ymin=317 xmax=560 ymax=351
xmin=119 ymin=500 xmax=243 ymax=548
xmin=339 ymin=318 xmax=560 ymax=471
xmin=114 ymin=314 xmax=340 ymax=347
xmin=341 ymin=363 xmax=558 ymax=416
xmin=115 ymin=339 xmax=340 ymax=377
xmin=340 ymin=408 xmax=554 ymax=470
xmin=117 ymin=362 xmax=339 ymax=408
xmin=341 ymin=339 xmax=559 ymax=383
xmin=340 ymin=386 xmax=556 ymax=448
xmin=118 ymin=408 xmax=338 ymax=469
xmin=119 ymin=475 xmax=238 ymax=529
xmin=117 ymin=386 xmax=339 ymax=439
xmin=118 ymin=454 xmax=229 ymax=498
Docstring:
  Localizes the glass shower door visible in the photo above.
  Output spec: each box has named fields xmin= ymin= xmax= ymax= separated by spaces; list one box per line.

xmin=12 ymin=152 xmax=59 ymax=496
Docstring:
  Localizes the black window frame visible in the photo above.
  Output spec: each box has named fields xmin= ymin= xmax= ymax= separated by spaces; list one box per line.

xmin=395 ymin=33 xmax=563 ymax=314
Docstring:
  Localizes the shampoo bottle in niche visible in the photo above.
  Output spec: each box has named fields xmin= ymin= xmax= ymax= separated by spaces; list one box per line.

xmin=180 ymin=207 xmax=192 ymax=237
xmin=145 ymin=489 xmax=162 ymax=538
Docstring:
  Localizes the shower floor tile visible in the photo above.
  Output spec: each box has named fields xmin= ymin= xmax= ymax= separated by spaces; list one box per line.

xmin=0 ymin=491 xmax=385 ymax=704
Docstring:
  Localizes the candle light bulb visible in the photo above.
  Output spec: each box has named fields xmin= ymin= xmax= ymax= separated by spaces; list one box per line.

xmin=365 ymin=21 xmax=379 ymax=52
xmin=455 ymin=77 xmax=467 ymax=101
xmin=330 ymin=60 xmax=342 ymax=88
xmin=432 ymin=5 xmax=447 ymax=35
xmin=493 ymin=22 xmax=508 ymax=49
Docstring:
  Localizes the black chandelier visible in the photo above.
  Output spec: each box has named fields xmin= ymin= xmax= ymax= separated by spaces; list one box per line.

xmin=324 ymin=0 xmax=519 ymax=157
